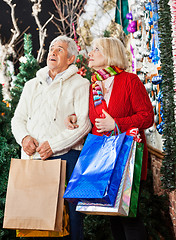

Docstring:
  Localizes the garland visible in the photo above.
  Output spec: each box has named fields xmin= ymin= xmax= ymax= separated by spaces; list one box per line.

xmin=170 ymin=0 xmax=176 ymax=113
xmin=158 ymin=0 xmax=176 ymax=190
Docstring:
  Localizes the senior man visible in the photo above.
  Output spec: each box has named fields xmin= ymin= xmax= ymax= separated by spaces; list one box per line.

xmin=11 ymin=35 xmax=91 ymax=240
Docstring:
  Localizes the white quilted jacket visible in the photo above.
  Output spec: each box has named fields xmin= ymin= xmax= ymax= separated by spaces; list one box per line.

xmin=11 ymin=64 xmax=91 ymax=159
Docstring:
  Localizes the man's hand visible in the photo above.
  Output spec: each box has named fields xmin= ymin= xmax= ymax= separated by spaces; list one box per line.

xmin=64 ymin=115 xmax=79 ymax=130
xmin=22 ymin=135 xmax=39 ymax=156
xmin=95 ymin=109 xmax=115 ymax=133
xmin=36 ymin=141 xmax=53 ymax=160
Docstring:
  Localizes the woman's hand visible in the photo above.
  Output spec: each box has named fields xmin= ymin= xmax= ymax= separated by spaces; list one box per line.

xmin=64 ymin=115 xmax=79 ymax=130
xmin=95 ymin=109 xmax=115 ymax=133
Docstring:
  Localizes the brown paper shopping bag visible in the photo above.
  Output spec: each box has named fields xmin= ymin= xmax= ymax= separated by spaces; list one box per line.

xmin=16 ymin=202 xmax=70 ymax=237
xmin=3 ymin=158 xmax=66 ymax=231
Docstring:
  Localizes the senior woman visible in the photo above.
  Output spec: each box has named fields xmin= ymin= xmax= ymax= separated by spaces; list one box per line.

xmin=66 ymin=37 xmax=154 ymax=239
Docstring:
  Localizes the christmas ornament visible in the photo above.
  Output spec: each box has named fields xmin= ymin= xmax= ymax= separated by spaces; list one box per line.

xmin=126 ymin=12 xmax=133 ymax=20
xmin=152 ymin=12 xmax=159 ymax=22
xmin=127 ymin=21 xmax=137 ymax=33
xmin=152 ymin=100 xmax=157 ymax=107
xmin=138 ymin=73 xmax=145 ymax=82
xmin=148 ymin=18 xmax=153 ymax=25
xmin=130 ymin=20 xmax=137 ymax=28
xmin=144 ymin=82 xmax=153 ymax=92
xmin=154 ymin=114 xmax=159 ymax=124
xmin=135 ymin=53 xmax=142 ymax=61
xmin=133 ymin=30 xmax=142 ymax=39
xmin=152 ymin=75 xmax=162 ymax=84
xmin=145 ymin=2 xmax=152 ymax=11
xmin=130 ymin=44 xmax=136 ymax=73
xmin=135 ymin=39 xmax=141 ymax=47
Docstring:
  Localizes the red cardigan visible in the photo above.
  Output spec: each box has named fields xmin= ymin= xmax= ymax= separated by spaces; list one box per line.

xmin=89 ymin=71 xmax=154 ymax=180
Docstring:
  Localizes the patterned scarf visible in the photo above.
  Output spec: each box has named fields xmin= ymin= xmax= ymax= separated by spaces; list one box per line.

xmin=91 ymin=66 xmax=123 ymax=117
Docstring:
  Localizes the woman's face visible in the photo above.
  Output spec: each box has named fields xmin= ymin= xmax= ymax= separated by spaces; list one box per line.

xmin=88 ymin=45 xmax=107 ymax=70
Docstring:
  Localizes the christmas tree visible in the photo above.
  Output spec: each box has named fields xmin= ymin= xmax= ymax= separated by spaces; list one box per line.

xmin=10 ymin=33 xmax=40 ymax=115
xmin=0 ymin=84 xmax=11 ymax=141
xmin=0 ymin=84 xmax=19 ymax=240
xmin=0 ymin=34 xmax=40 ymax=239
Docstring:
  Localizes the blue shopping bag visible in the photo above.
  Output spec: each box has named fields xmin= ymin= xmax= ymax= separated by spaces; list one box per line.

xmin=63 ymin=132 xmax=133 ymax=206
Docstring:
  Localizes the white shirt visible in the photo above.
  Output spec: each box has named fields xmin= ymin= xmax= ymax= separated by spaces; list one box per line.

xmin=46 ymin=70 xmax=66 ymax=85
xmin=96 ymin=76 xmax=114 ymax=106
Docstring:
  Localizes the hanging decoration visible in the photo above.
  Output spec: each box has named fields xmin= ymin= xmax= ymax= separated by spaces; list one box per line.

xmin=147 ymin=1 xmax=160 ymax=65
xmin=115 ymin=0 xmax=129 ymax=35
xmin=72 ymin=23 xmax=81 ymax=52
xmin=127 ymin=20 xmax=137 ymax=33
xmin=126 ymin=0 xmax=161 ymax=140
xmin=76 ymin=54 xmax=92 ymax=81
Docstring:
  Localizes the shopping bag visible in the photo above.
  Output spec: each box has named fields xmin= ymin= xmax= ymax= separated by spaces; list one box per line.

xmin=16 ymin=202 xmax=70 ymax=237
xmin=3 ymin=158 xmax=66 ymax=231
xmin=128 ymin=142 xmax=144 ymax=217
xmin=118 ymin=141 xmax=137 ymax=215
xmin=64 ymin=132 xmax=134 ymax=206
xmin=75 ymin=141 xmax=136 ymax=215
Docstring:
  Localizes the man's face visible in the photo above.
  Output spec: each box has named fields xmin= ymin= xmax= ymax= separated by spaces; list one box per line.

xmin=47 ymin=41 xmax=74 ymax=74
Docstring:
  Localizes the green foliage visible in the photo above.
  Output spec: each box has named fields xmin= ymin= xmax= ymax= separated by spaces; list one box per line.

xmin=76 ymin=54 xmax=92 ymax=81
xmin=0 ymin=84 xmax=19 ymax=239
xmin=103 ymin=30 xmax=111 ymax=37
xmin=0 ymin=85 xmax=10 ymax=138
xmin=0 ymin=33 xmax=39 ymax=239
xmin=10 ymin=33 xmax=40 ymax=115
xmin=158 ymin=0 xmax=176 ymax=190
xmin=0 ymin=137 xmax=19 ymax=240
xmin=139 ymin=166 xmax=174 ymax=239
xmin=0 ymin=85 xmax=14 ymax=143
xmin=82 ymin=165 xmax=174 ymax=240
xmin=84 ymin=215 xmax=113 ymax=240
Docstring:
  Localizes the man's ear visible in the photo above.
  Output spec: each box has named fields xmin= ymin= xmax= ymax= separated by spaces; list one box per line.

xmin=67 ymin=55 xmax=75 ymax=65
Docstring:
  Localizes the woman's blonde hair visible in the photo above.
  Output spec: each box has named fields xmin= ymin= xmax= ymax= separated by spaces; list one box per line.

xmin=92 ymin=37 xmax=129 ymax=70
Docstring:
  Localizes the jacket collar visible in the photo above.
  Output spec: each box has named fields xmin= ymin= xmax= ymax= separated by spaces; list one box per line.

xmin=36 ymin=64 xmax=78 ymax=86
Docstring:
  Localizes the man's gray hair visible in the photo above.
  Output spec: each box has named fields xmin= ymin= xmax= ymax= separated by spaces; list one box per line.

xmin=49 ymin=35 xmax=78 ymax=62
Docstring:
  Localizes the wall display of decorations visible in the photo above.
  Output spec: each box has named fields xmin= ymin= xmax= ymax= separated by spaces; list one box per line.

xmin=126 ymin=0 xmax=163 ymax=150
xmin=127 ymin=0 xmax=176 ymax=191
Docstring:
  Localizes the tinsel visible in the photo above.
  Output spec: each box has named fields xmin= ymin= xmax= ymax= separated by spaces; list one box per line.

xmin=158 ymin=0 xmax=176 ymax=190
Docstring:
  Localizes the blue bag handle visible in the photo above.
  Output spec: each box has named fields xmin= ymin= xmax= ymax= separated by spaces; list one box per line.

xmin=112 ymin=123 xmax=121 ymax=136
xmin=107 ymin=123 xmax=121 ymax=136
